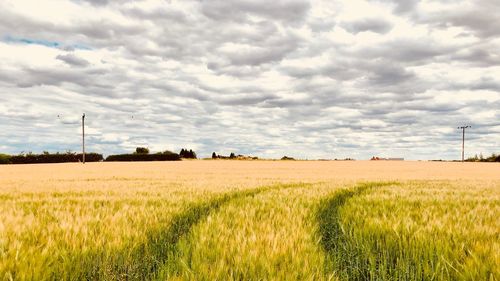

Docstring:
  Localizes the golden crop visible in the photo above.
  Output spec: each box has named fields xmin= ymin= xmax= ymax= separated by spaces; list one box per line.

xmin=0 ymin=161 xmax=498 ymax=280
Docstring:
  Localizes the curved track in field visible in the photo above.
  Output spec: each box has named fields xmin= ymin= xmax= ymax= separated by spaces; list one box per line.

xmin=65 ymin=183 xmax=308 ymax=281
xmin=162 ymin=182 xmax=328 ymax=280
xmin=316 ymin=181 xmax=397 ymax=280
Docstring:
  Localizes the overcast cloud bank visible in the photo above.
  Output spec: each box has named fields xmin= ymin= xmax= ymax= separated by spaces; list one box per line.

xmin=0 ymin=0 xmax=498 ymax=159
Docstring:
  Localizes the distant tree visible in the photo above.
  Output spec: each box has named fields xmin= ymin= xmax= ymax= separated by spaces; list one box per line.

xmin=189 ymin=149 xmax=197 ymax=159
xmin=229 ymin=152 xmax=236 ymax=159
xmin=212 ymin=152 xmax=217 ymax=159
xmin=179 ymin=148 xmax=197 ymax=159
xmin=466 ymin=154 xmax=479 ymax=162
xmin=494 ymin=154 xmax=500 ymax=162
xmin=484 ymin=153 xmax=499 ymax=162
xmin=467 ymin=152 xmax=500 ymax=162
xmin=135 ymin=147 xmax=149 ymax=154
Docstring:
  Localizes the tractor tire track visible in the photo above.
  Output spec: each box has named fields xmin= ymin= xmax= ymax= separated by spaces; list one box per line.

xmin=66 ymin=183 xmax=308 ymax=281
xmin=317 ymin=181 xmax=398 ymax=280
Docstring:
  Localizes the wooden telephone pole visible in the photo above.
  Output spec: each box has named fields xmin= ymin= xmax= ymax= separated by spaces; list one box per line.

xmin=457 ymin=125 xmax=470 ymax=162
xmin=82 ymin=113 xmax=85 ymax=164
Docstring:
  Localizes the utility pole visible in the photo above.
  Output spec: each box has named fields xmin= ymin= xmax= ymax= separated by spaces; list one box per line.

xmin=82 ymin=113 xmax=85 ymax=164
xmin=457 ymin=125 xmax=470 ymax=162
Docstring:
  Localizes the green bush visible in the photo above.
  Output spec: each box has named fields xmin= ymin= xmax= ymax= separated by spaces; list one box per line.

xmin=0 ymin=154 xmax=11 ymax=164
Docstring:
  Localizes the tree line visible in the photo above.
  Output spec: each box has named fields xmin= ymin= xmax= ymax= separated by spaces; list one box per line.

xmin=0 ymin=152 xmax=103 ymax=164
xmin=0 ymin=147 xmax=198 ymax=164
xmin=211 ymin=152 xmax=259 ymax=160
xmin=465 ymin=153 xmax=500 ymax=162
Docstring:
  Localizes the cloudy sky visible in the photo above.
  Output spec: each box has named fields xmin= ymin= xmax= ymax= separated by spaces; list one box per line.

xmin=0 ymin=0 xmax=499 ymax=160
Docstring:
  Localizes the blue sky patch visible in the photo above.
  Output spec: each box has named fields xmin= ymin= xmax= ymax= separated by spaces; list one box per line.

xmin=3 ymin=36 xmax=91 ymax=50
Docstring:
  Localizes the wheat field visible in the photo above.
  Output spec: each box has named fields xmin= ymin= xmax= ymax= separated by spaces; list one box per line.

xmin=0 ymin=161 xmax=499 ymax=280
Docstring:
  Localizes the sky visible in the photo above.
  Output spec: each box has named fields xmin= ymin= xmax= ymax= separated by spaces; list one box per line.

xmin=0 ymin=0 xmax=499 ymax=160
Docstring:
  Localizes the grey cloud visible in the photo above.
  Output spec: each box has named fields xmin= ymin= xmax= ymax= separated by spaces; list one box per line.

xmin=74 ymin=20 xmax=147 ymax=40
xmin=372 ymin=0 xmax=420 ymax=14
xmin=121 ymin=6 xmax=188 ymax=23
xmin=425 ymin=0 xmax=500 ymax=38
xmin=207 ymin=63 xmax=266 ymax=78
xmin=398 ymin=100 xmax=464 ymax=113
xmin=76 ymin=0 xmax=109 ymax=6
xmin=308 ymin=18 xmax=336 ymax=33
xmin=341 ymin=18 xmax=393 ymax=34
xmin=216 ymin=21 xmax=281 ymax=45
xmin=362 ymin=61 xmax=416 ymax=87
xmin=197 ymin=82 xmax=269 ymax=96
xmin=0 ymin=8 xmax=146 ymax=48
xmin=282 ymin=56 xmax=424 ymax=95
xmin=379 ymin=0 xmax=500 ymax=39
xmin=217 ymin=33 xmax=303 ymax=66
xmin=391 ymin=0 xmax=419 ymax=14
xmin=299 ymin=57 xmax=362 ymax=81
xmin=470 ymin=78 xmax=500 ymax=91
xmin=262 ymin=96 xmax=312 ymax=108
xmin=280 ymin=57 xmax=362 ymax=81
xmin=223 ymin=44 xmax=295 ymax=66
xmin=357 ymin=39 xmax=452 ymax=63
xmin=56 ymin=53 xmax=90 ymax=67
xmin=199 ymin=0 xmax=311 ymax=24
xmin=216 ymin=93 xmax=278 ymax=106
xmin=449 ymin=77 xmax=500 ymax=92
xmin=450 ymin=44 xmax=500 ymax=67
xmin=13 ymin=67 xmax=111 ymax=91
